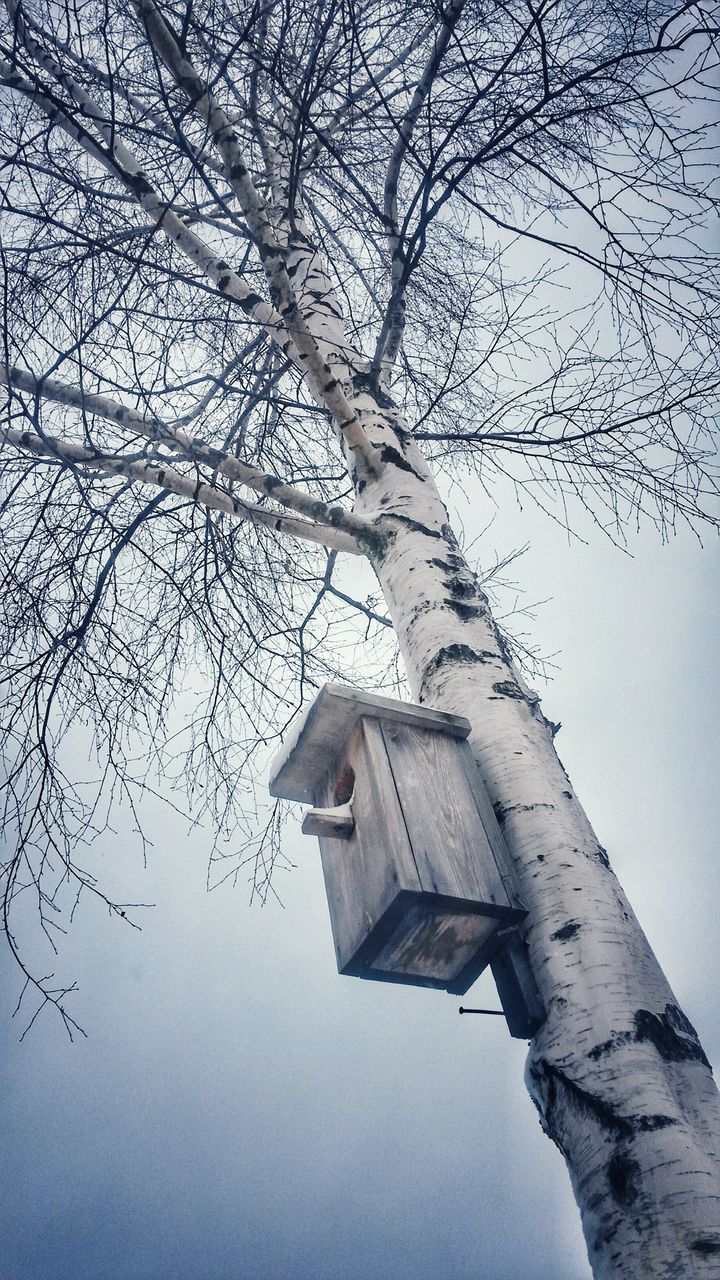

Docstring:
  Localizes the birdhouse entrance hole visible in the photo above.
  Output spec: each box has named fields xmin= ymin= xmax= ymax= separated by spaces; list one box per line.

xmin=333 ymin=763 xmax=355 ymax=806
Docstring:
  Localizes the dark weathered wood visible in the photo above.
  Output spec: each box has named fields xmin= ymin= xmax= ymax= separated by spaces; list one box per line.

xmin=490 ymin=934 xmax=546 ymax=1038
xmin=269 ymin=682 xmax=470 ymax=803
xmin=369 ymin=898 xmax=501 ymax=981
xmin=444 ymin=920 xmax=520 ymax=996
xmin=340 ymin=891 xmax=515 ymax=994
xmin=301 ymin=804 xmax=355 ymax=839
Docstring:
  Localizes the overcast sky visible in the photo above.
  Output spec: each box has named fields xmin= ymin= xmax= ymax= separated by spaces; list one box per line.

xmin=2 ymin=487 xmax=718 ymax=1280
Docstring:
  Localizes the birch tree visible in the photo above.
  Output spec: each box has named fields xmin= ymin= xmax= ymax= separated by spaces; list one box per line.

xmin=1 ymin=0 xmax=719 ymax=1273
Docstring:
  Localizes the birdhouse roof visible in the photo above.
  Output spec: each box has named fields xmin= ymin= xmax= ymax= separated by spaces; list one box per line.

xmin=269 ymin=683 xmax=471 ymax=803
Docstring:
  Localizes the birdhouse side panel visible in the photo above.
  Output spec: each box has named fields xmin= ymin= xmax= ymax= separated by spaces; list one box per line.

xmin=455 ymin=741 xmax=524 ymax=908
xmin=378 ymin=721 xmax=513 ymax=909
xmin=315 ymin=718 xmax=421 ymax=973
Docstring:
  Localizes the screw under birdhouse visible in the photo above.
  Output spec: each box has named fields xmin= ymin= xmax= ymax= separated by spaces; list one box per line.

xmin=458 ymin=1007 xmax=505 ymax=1016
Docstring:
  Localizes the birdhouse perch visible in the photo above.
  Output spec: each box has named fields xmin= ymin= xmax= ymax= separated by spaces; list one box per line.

xmin=270 ymin=684 xmax=544 ymax=1038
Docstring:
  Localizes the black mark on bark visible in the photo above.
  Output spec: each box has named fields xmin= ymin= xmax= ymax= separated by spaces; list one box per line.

xmin=376 ymin=443 xmax=420 ymax=475
xmin=633 ymin=1113 xmax=676 ymax=1132
xmin=691 ymin=1238 xmax=720 ymax=1254
xmin=385 ymin=514 xmax=442 ymax=539
xmin=428 ymin=554 xmax=466 ymax=573
xmin=351 ymin=370 xmax=397 ymax=409
xmin=596 ymin=844 xmax=611 ymax=868
xmin=445 ymin=576 xmax=477 ymax=599
xmin=588 ymin=1031 xmax=633 ymax=1061
xmin=607 ymin=1150 xmax=641 ymax=1207
xmin=444 ymin=599 xmax=486 ymax=622
xmin=530 ymin=1060 xmax=677 ymax=1142
xmin=634 ymin=1003 xmax=711 ymax=1070
xmin=421 ymin=643 xmax=496 ymax=688
xmin=493 ymin=801 xmax=555 ymax=825
xmin=550 ymin=921 xmax=581 ymax=943
xmin=492 ymin=680 xmax=525 ymax=700
xmin=440 ymin=523 xmax=460 ymax=548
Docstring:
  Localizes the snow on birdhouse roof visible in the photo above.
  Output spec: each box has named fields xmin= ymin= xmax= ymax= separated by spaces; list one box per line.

xmin=269 ymin=683 xmax=471 ymax=803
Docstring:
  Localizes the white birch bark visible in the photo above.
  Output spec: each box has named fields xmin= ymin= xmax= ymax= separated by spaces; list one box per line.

xmin=0 ymin=364 xmax=374 ymax=543
xmin=1 ymin=423 xmax=363 ymax=554
xmin=347 ymin=396 xmax=720 ymax=1278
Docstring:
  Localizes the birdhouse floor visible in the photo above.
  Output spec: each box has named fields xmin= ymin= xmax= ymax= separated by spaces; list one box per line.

xmin=342 ymin=890 xmax=522 ymax=994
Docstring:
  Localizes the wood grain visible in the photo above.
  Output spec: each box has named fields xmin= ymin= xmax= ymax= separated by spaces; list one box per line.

xmin=379 ymin=720 xmax=514 ymax=910
xmin=369 ymin=901 xmax=501 ymax=981
xmin=301 ymin=804 xmax=355 ymax=839
xmin=314 ymin=718 xmax=420 ymax=971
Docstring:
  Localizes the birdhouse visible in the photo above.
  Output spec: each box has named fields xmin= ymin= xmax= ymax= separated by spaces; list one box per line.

xmin=269 ymin=684 xmax=536 ymax=1012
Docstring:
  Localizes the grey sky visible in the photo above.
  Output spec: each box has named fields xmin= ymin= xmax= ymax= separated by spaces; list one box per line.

xmin=1 ymin=498 xmax=718 ymax=1280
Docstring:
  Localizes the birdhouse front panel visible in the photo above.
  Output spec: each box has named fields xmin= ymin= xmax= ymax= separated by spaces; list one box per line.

xmin=313 ymin=715 xmax=422 ymax=975
xmin=269 ymin=684 xmax=526 ymax=995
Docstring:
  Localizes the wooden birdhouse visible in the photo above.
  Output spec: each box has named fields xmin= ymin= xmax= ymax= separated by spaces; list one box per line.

xmin=270 ymin=685 xmax=543 ymax=1036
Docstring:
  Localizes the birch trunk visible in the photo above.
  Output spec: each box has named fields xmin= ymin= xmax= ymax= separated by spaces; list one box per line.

xmin=349 ymin=397 xmax=720 ymax=1278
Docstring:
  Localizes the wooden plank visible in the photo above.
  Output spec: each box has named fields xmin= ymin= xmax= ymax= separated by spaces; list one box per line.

xmin=301 ymin=804 xmax=354 ymax=839
xmin=315 ymin=719 xmax=421 ymax=971
xmin=323 ymin=685 xmax=471 ymax=736
xmin=369 ymin=900 xmax=501 ymax=981
xmin=269 ymin=682 xmax=470 ymax=803
xmin=490 ymin=934 xmax=546 ymax=1038
xmin=379 ymin=721 xmax=517 ymax=913
xmin=444 ymin=920 xmax=522 ymax=996
xmin=340 ymin=891 xmax=518 ymax=994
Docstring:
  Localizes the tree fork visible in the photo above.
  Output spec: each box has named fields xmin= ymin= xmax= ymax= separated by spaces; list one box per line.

xmin=353 ymin=398 xmax=720 ymax=1278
